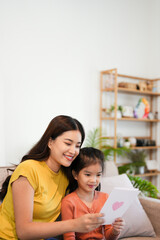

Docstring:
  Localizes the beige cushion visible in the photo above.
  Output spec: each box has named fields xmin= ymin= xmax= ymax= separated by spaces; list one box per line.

xmin=103 ymin=161 xmax=119 ymax=177
xmin=0 ymin=166 xmax=15 ymax=189
xmin=139 ymin=197 xmax=160 ymax=237
xmin=101 ymin=174 xmax=156 ymax=238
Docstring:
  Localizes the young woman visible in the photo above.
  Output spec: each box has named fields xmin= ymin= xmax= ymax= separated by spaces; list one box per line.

xmin=61 ymin=147 xmax=125 ymax=240
xmin=0 ymin=115 xmax=104 ymax=240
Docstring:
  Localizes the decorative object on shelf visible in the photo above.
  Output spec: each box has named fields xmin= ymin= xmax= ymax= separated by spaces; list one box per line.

xmin=148 ymin=112 xmax=154 ymax=120
xmin=146 ymin=140 xmax=156 ymax=146
xmin=122 ymin=106 xmax=134 ymax=118
xmin=146 ymin=81 xmax=154 ymax=92
xmin=138 ymin=165 xmax=146 ymax=174
xmin=118 ymin=80 xmax=154 ymax=93
xmin=118 ymin=82 xmax=137 ymax=90
xmin=117 ymin=133 xmax=124 ymax=148
xmin=138 ymin=81 xmax=148 ymax=91
xmin=136 ymin=139 xmax=156 ymax=147
xmin=134 ymin=98 xmax=150 ymax=119
xmin=146 ymin=160 xmax=159 ymax=172
xmin=105 ymin=73 xmax=114 ymax=88
xmin=129 ymin=137 xmax=136 ymax=147
xmin=154 ymin=111 xmax=159 ymax=119
xmin=152 ymin=86 xmax=157 ymax=92
xmin=136 ymin=139 xmax=145 ymax=146
xmin=103 ymin=108 xmax=110 ymax=117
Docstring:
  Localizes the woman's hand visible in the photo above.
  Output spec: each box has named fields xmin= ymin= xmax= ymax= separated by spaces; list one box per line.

xmin=72 ymin=213 xmax=105 ymax=233
xmin=112 ymin=218 xmax=125 ymax=235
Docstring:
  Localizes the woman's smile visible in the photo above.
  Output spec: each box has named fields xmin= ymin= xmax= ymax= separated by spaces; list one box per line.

xmin=64 ymin=154 xmax=74 ymax=162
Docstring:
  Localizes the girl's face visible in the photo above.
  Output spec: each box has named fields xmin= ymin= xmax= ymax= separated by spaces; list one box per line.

xmin=47 ymin=130 xmax=82 ymax=172
xmin=73 ymin=162 xmax=102 ymax=194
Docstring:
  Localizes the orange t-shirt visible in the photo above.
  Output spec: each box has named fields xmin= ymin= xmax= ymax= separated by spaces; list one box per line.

xmin=61 ymin=191 xmax=119 ymax=240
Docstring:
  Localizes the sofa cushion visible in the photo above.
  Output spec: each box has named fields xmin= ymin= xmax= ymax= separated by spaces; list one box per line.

xmin=0 ymin=166 xmax=15 ymax=190
xmin=101 ymin=174 xmax=156 ymax=239
xmin=139 ymin=197 xmax=160 ymax=237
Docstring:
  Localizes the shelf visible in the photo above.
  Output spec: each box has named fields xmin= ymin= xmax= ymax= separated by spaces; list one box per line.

xmin=131 ymin=146 xmax=160 ymax=150
xmin=100 ymin=144 xmax=160 ymax=150
xmin=102 ymin=87 xmax=160 ymax=96
xmin=101 ymin=116 xmax=160 ymax=122
xmin=134 ymin=171 xmax=160 ymax=177
xmin=100 ymin=69 xmax=160 ymax=186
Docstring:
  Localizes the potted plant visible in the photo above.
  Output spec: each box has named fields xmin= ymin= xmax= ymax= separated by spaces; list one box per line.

xmin=123 ymin=138 xmax=131 ymax=148
xmin=109 ymin=105 xmax=123 ymax=118
xmin=84 ymin=128 xmax=127 ymax=160
xmin=126 ymin=150 xmax=147 ymax=174
xmin=118 ymin=105 xmax=123 ymax=114
xmin=118 ymin=163 xmax=136 ymax=175
xmin=128 ymin=175 xmax=159 ymax=198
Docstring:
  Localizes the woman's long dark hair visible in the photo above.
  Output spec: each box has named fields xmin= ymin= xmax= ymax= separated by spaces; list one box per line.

xmin=0 ymin=115 xmax=85 ymax=201
xmin=67 ymin=147 xmax=104 ymax=193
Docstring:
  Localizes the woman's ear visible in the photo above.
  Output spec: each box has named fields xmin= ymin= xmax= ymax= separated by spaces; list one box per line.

xmin=48 ymin=138 xmax=53 ymax=149
xmin=72 ymin=170 xmax=78 ymax=180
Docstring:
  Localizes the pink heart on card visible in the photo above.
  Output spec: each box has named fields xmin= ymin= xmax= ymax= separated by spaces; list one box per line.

xmin=112 ymin=201 xmax=124 ymax=211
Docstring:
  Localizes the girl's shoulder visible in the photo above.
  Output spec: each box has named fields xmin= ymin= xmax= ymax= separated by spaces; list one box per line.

xmin=61 ymin=192 xmax=78 ymax=209
xmin=62 ymin=191 xmax=77 ymax=201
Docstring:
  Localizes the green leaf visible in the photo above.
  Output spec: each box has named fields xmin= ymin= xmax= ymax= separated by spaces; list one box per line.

xmin=127 ymin=175 xmax=159 ymax=198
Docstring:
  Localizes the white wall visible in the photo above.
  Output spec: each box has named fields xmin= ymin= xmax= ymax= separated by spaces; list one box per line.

xmin=0 ymin=0 xmax=160 ymax=166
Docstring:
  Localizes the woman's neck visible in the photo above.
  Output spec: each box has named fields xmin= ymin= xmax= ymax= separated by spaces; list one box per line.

xmin=45 ymin=157 xmax=60 ymax=173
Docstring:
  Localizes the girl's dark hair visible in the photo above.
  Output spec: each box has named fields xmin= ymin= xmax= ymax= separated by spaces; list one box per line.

xmin=0 ymin=115 xmax=85 ymax=201
xmin=67 ymin=147 xmax=104 ymax=193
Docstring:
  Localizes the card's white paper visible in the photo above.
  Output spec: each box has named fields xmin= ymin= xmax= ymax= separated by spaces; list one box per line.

xmin=100 ymin=187 xmax=139 ymax=224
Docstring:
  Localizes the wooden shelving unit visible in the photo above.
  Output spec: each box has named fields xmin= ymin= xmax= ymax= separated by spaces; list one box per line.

xmin=135 ymin=171 xmax=160 ymax=178
xmin=100 ymin=68 xmax=160 ymax=181
xmin=102 ymin=87 xmax=160 ymax=96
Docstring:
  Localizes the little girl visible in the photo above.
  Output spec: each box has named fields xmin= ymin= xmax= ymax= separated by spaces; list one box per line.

xmin=61 ymin=147 xmax=125 ymax=240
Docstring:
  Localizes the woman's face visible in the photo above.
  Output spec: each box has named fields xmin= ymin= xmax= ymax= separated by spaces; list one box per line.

xmin=47 ymin=130 xmax=82 ymax=172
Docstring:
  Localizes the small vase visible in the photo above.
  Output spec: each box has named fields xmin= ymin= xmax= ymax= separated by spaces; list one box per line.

xmin=138 ymin=166 xmax=145 ymax=174
xmin=124 ymin=141 xmax=131 ymax=148
xmin=110 ymin=110 xmax=122 ymax=118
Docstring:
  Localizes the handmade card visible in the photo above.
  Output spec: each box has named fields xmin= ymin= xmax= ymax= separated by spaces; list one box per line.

xmin=100 ymin=187 xmax=139 ymax=224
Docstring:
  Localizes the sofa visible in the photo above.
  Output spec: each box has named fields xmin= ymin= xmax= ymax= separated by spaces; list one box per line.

xmin=102 ymin=161 xmax=160 ymax=239
xmin=1 ymin=165 xmax=160 ymax=239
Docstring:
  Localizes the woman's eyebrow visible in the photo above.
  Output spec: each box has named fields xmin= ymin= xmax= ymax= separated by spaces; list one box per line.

xmin=64 ymin=138 xmax=81 ymax=144
xmin=64 ymin=138 xmax=72 ymax=142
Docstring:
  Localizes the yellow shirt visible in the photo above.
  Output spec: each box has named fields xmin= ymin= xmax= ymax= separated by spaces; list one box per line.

xmin=0 ymin=160 xmax=68 ymax=240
